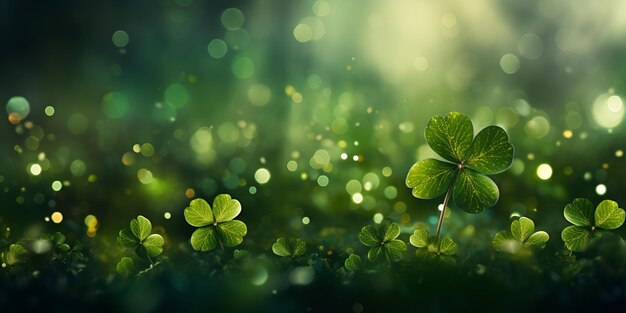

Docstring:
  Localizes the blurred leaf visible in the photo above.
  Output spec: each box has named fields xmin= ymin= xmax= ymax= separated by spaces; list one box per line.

xmin=493 ymin=217 xmax=548 ymax=254
xmin=272 ymin=238 xmax=306 ymax=257
xmin=116 ymin=257 xmax=135 ymax=276
xmin=117 ymin=228 xmax=138 ymax=248
xmin=409 ymin=229 xmax=429 ymax=248
xmin=143 ymin=234 xmax=164 ymax=257
xmin=511 ymin=217 xmax=535 ymax=242
xmin=2 ymin=244 xmax=27 ymax=265
xmin=344 ymin=254 xmax=362 ymax=271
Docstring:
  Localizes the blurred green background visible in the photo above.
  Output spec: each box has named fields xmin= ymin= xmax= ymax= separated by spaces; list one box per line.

xmin=1 ymin=0 xmax=626 ymax=310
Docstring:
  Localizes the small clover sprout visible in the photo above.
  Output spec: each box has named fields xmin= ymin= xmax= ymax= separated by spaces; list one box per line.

xmin=358 ymin=223 xmax=407 ymax=266
xmin=184 ymin=194 xmax=248 ymax=252
xmin=116 ymin=257 xmax=135 ymax=277
xmin=1 ymin=243 xmax=27 ymax=266
xmin=272 ymin=237 xmax=306 ymax=257
xmin=561 ymin=198 xmax=625 ymax=252
xmin=410 ymin=228 xmax=458 ymax=264
xmin=406 ymin=112 xmax=514 ymax=238
xmin=41 ymin=232 xmax=71 ymax=252
xmin=492 ymin=217 xmax=549 ymax=254
xmin=117 ymin=215 xmax=164 ymax=262
xmin=344 ymin=254 xmax=363 ymax=271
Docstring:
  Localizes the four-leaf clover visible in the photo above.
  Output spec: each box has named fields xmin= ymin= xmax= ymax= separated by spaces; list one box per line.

xmin=117 ymin=215 xmax=164 ymax=259
xmin=185 ymin=194 xmax=248 ymax=252
xmin=406 ymin=112 xmax=514 ymax=214
xmin=358 ymin=223 xmax=407 ymax=265
xmin=561 ymin=198 xmax=625 ymax=252
xmin=492 ymin=217 xmax=549 ymax=254
xmin=272 ymin=237 xmax=306 ymax=257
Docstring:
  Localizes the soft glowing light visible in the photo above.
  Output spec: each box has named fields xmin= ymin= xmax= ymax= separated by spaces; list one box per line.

xmin=373 ymin=213 xmax=384 ymax=224
xmin=51 ymin=212 xmax=63 ymax=224
xmin=340 ymin=153 xmax=348 ymax=160
xmin=44 ymin=106 xmax=55 ymax=116
xmin=112 ymin=30 xmax=129 ymax=48
xmin=500 ymin=54 xmax=520 ymax=74
xmin=596 ymin=184 xmax=607 ymax=195
xmin=30 ymin=164 xmax=42 ymax=176
xmin=592 ymin=93 xmax=624 ymax=129
xmin=536 ymin=163 xmax=553 ymax=180
xmin=164 ymin=212 xmax=172 ymax=220
xmin=352 ymin=193 xmax=364 ymax=204
xmin=51 ymin=180 xmax=62 ymax=191
xmin=317 ymin=175 xmax=329 ymax=187
xmin=254 ymin=168 xmax=271 ymax=184
xmin=302 ymin=216 xmax=310 ymax=225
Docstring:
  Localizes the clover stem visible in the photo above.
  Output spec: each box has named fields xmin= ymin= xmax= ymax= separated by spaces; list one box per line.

xmin=146 ymin=254 xmax=154 ymax=267
xmin=214 ymin=225 xmax=225 ymax=254
xmin=435 ymin=165 xmax=462 ymax=239
xmin=384 ymin=248 xmax=392 ymax=268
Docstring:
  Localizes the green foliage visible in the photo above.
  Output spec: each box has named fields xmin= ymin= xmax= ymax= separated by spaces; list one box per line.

xmin=410 ymin=228 xmax=457 ymax=266
xmin=117 ymin=215 xmax=164 ymax=259
xmin=116 ymin=257 xmax=135 ymax=276
xmin=406 ymin=112 xmax=514 ymax=213
xmin=561 ymin=198 xmax=625 ymax=252
xmin=358 ymin=223 xmax=407 ymax=265
xmin=1 ymin=243 xmax=27 ymax=266
xmin=344 ymin=254 xmax=363 ymax=271
xmin=184 ymin=194 xmax=248 ymax=252
xmin=272 ymin=238 xmax=306 ymax=257
xmin=492 ymin=217 xmax=550 ymax=254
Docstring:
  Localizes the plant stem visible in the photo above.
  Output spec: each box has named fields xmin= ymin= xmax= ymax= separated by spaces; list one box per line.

xmin=435 ymin=165 xmax=462 ymax=239
xmin=214 ymin=225 xmax=225 ymax=254
xmin=384 ymin=247 xmax=392 ymax=268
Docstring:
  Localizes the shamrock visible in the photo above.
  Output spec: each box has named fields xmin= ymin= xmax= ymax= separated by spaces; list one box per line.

xmin=406 ymin=112 xmax=513 ymax=238
xmin=41 ymin=232 xmax=71 ymax=252
xmin=116 ymin=257 xmax=135 ymax=276
xmin=344 ymin=253 xmax=363 ymax=271
xmin=561 ymin=198 xmax=624 ymax=252
xmin=1 ymin=243 xmax=27 ymax=266
xmin=410 ymin=228 xmax=457 ymax=266
xmin=184 ymin=194 xmax=248 ymax=252
xmin=358 ymin=223 xmax=407 ymax=266
xmin=492 ymin=217 xmax=549 ymax=254
xmin=117 ymin=215 xmax=164 ymax=260
xmin=272 ymin=237 xmax=306 ymax=257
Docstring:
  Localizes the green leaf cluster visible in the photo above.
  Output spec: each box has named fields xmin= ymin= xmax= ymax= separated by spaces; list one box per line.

xmin=410 ymin=228 xmax=457 ymax=266
xmin=41 ymin=232 xmax=71 ymax=252
xmin=561 ymin=198 xmax=625 ymax=252
xmin=406 ymin=112 xmax=514 ymax=213
xmin=358 ymin=223 xmax=407 ymax=264
xmin=1 ymin=243 xmax=27 ymax=266
xmin=272 ymin=237 xmax=306 ymax=257
xmin=185 ymin=194 xmax=247 ymax=251
xmin=492 ymin=217 xmax=549 ymax=254
xmin=117 ymin=215 xmax=164 ymax=259
xmin=116 ymin=257 xmax=135 ymax=276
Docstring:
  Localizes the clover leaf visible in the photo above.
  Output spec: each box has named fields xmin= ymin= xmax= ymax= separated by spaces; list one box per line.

xmin=358 ymin=223 xmax=407 ymax=266
xmin=41 ymin=232 xmax=71 ymax=252
xmin=561 ymin=198 xmax=625 ymax=252
xmin=184 ymin=194 xmax=248 ymax=252
xmin=344 ymin=253 xmax=363 ymax=271
xmin=1 ymin=243 xmax=28 ymax=266
xmin=406 ymin=112 xmax=513 ymax=238
xmin=492 ymin=217 xmax=549 ymax=254
xmin=410 ymin=228 xmax=458 ymax=266
xmin=117 ymin=215 xmax=164 ymax=260
xmin=272 ymin=237 xmax=306 ymax=257
xmin=116 ymin=256 xmax=135 ymax=277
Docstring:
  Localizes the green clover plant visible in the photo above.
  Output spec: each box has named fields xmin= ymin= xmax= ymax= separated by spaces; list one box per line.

xmin=406 ymin=112 xmax=514 ymax=238
xmin=344 ymin=254 xmax=363 ymax=271
xmin=272 ymin=237 xmax=306 ymax=257
xmin=410 ymin=227 xmax=457 ymax=266
xmin=358 ymin=223 xmax=407 ymax=267
xmin=1 ymin=243 xmax=27 ymax=267
xmin=561 ymin=198 xmax=625 ymax=252
xmin=116 ymin=256 xmax=135 ymax=277
xmin=117 ymin=215 xmax=164 ymax=263
xmin=492 ymin=217 xmax=549 ymax=254
xmin=185 ymin=194 xmax=247 ymax=252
